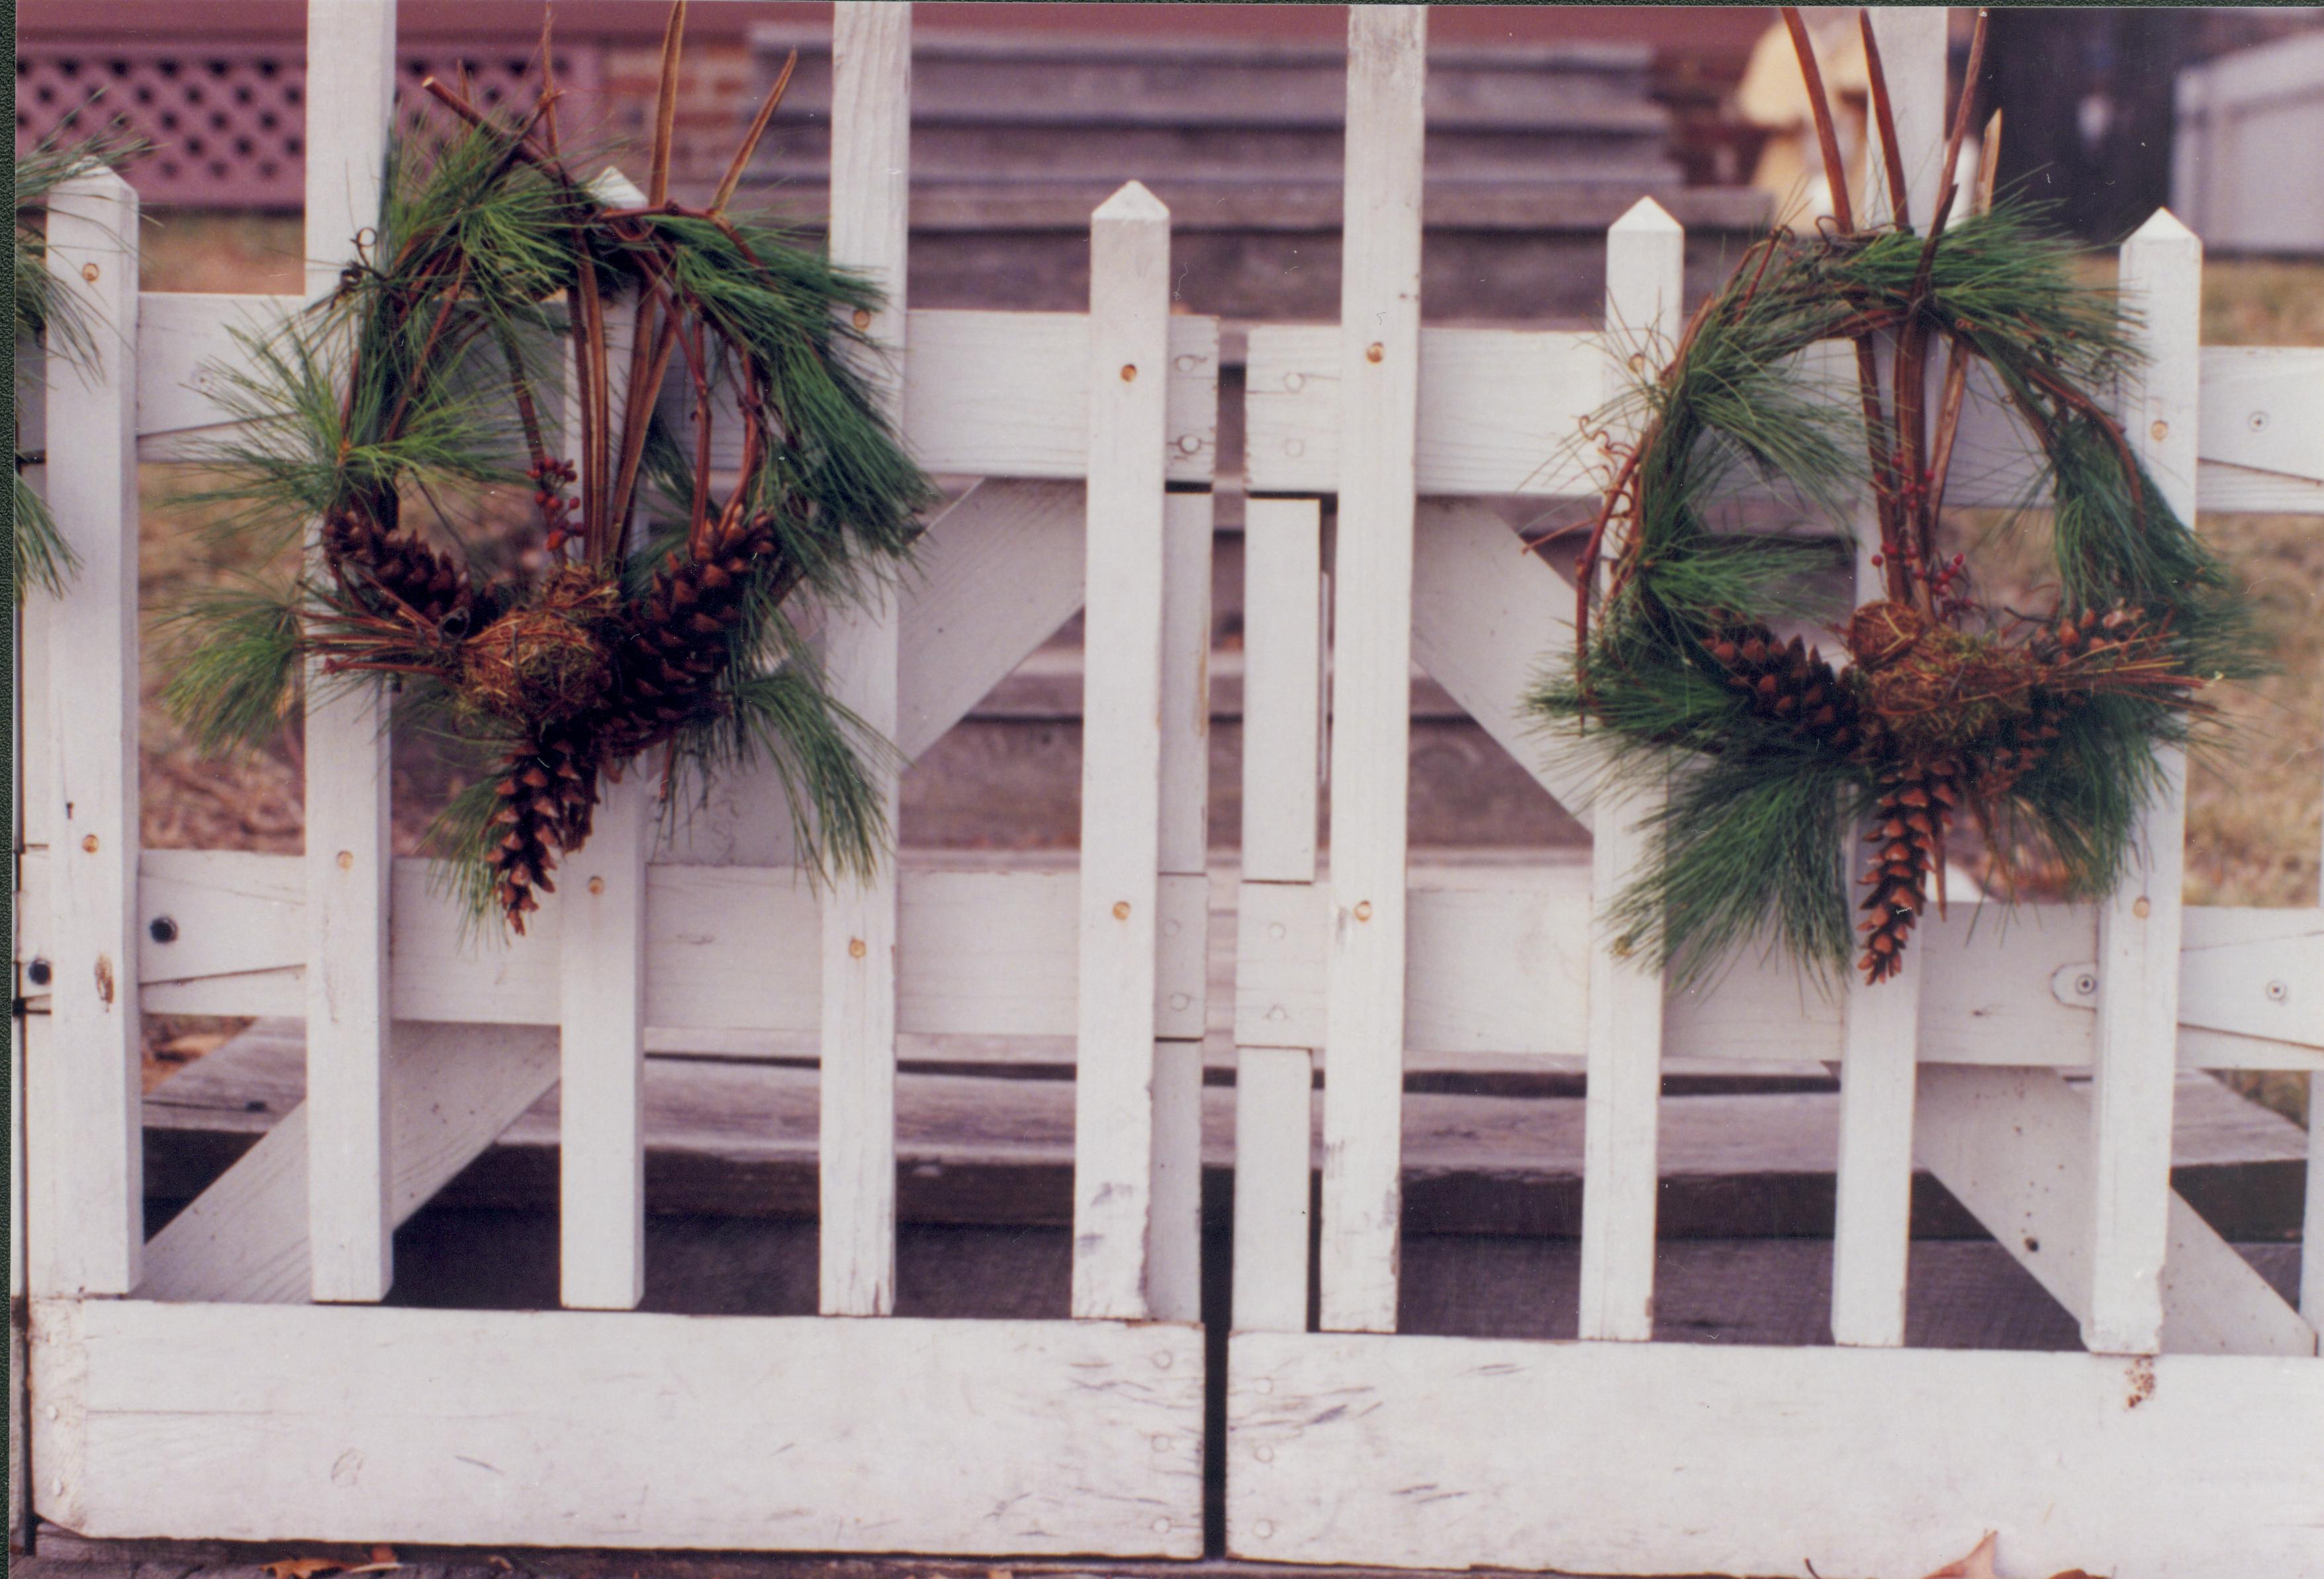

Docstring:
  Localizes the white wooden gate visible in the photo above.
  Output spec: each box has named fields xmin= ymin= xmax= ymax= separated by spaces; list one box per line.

xmin=16 ymin=0 xmax=1215 ymax=1556
xmin=1224 ymin=11 xmax=2324 ymax=1579
xmin=16 ymin=5 xmax=2324 ymax=1574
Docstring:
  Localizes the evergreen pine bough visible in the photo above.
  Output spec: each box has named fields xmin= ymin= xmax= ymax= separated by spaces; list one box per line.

xmin=1532 ymin=9 xmax=2260 ymax=989
xmin=163 ymin=8 xmax=935 ymax=931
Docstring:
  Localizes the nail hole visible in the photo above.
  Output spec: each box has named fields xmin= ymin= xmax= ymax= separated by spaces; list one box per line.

xmin=148 ymin=916 xmax=179 ymax=944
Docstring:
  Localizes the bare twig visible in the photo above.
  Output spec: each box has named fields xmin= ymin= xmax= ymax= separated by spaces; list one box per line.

xmin=713 ymin=48 xmax=798 ymax=216
xmin=648 ymin=1 xmax=688 ymax=208
xmin=1781 ymin=9 xmax=1855 ymax=233
xmin=1858 ymin=13 xmax=1912 ymax=229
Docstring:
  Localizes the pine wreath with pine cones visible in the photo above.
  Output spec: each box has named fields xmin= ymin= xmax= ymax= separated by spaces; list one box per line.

xmin=163 ymin=10 xmax=934 ymax=932
xmin=1530 ymin=9 xmax=2262 ymax=988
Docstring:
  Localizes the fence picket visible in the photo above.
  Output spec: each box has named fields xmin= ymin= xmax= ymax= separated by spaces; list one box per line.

xmin=558 ymin=775 xmax=649 ymax=1310
xmin=1148 ymin=492 xmax=1216 ymax=1322
xmin=1234 ymin=497 xmax=1325 ymax=1333
xmin=1319 ymin=4 xmax=1426 ymax=1336
xmin=29 ymin=169 xmax=142 ymax=1298
xmin=819 ymin=0 xmax=913 ymax=1319
xmin=302 ymin=0 xmax=398 ymax=1304
xmin=1575 ymin=199 xmax=1682 ymax=1343
xmin=2086 ymin=210 xmax=2201 ymax=1356
xmin=1071 ymin=180 xmax=1172 ymax=1321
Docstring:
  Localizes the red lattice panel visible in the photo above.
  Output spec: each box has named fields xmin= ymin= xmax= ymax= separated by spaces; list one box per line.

xmin=17 ymin=42 xmax=604 ymax=210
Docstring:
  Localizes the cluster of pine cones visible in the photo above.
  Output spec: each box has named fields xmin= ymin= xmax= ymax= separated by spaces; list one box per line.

xmin=1704 ymin=616 xmax=2071 ymax=984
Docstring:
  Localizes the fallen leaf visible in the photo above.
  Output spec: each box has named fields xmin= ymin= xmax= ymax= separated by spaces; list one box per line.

xmin=261 ymin=1560 xmax=344 ymax=1579
xmin=1920 ymin=1533 xmax=1999 ymax=1579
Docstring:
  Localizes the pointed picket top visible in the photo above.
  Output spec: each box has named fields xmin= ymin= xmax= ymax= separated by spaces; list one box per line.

xmin=1610 ymin=195 xmax=1682 ymax=237
xmin=2127 ymin=206 xmax=2201 ymax=248
xmin=1094 ymin=178 xmax=1170 ymax=224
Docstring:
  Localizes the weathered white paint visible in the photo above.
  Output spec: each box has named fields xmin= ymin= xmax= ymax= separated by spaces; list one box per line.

xmin=301 ymin=0 xmax=398 ymax=1305
xmin=815 ymin=0 xmax=914 ymax=1320
xmin=1244 ymin=324 xmax=2324 ymax=516
xmin=31 ymin=169 xmax=142 ymax=1300
xmin=34 ymin=1299 xmax=1205 ymax=1555
xmin=1071 ymin=180 xmax=1172 ymax=1322
xmin=1575 ymin=197 xmax=1681 ymax=1345
xmin=136 ymin=1024 xmax=561 ymax=1304
xmin=1238 ymin=500 xmax=1325 ymax=886
xmin=2088 ymin=211 xmax=2201 ymax=1356
xmin=1147 ymin=491 xmax=1216 ymax=1324
xmin=1232 ymin=1046 xmax=1315 ymax=1335
xmin=1916 ymin=1065 xmax=2315 ymax=1358
xmin=558 ymin=773 xmax=649 ymax=1311
xmin=1227 ymin=1330 xmax=2324 ymax=1577
xmin=1320 ymin=5 xmax=1425 ymax=1337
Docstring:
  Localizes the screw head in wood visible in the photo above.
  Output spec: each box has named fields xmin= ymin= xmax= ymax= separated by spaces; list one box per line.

xmin=2132 ymin=896 xmax=2152 ymax=919
xmin=2268 ymin=979 xmax=2289 ymax=1003
xmin=1354 ymin=900 xmax=1373 ymax=922
xmin=850 ymin=937 xmax=868 ymax=959
xmin=2150 ymin=420 xmax=2168 ymax=441
xmin=1254 ymin=1520 xmax=1276 ymax=1539
xmin=148 ymin=916 xmax=179 ymax=944
xmin=852 ymin=308 xmax=872 ymax=330
xmin=1121 ymin=363 xmax=1139 ymax=383
xmin=2249 ymin=410 xmax=2270 ymax=432
xmin=1254 ymin=1444 xmax=1274 ymax=1463
xmin=27 ymin=959 xmax=52 ymax=987
xmin=1114 ymin=900 xmax=1132 ymax=920
xmin=588 ymin=876 xmax=606 ymax=895
xmin=80 ymin=834 xmax=99 ymax=853
xmin=1151 ymin=1348 xmax=1173 ymax=1369
xmin=337 ymin=850 xmax=355 ymax=870
xmin=81 ymin=262 xmax=99 ymax=283
xmin=1366 ymin=342 xmax=1384 ymax=363
xmin=1152 ymin=1518 xmax=1172 ymax=1534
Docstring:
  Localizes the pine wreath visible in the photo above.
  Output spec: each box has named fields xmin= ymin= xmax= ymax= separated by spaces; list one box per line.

xmin=163 ymin=17 xmax=935 ymax=932
xmin=1531 ymin=11 xmax=2261 ymax=988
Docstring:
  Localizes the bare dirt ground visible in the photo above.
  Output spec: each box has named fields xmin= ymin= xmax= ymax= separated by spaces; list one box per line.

xmin=124 ymin=212 xmax=2324 ymax=1122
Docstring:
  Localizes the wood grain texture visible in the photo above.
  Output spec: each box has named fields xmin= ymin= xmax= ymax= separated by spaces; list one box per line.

xmin=32 ymin=169 xmax=143 ymax=1298
xmin=1237 ymin=499 xmax=1324 ymax=885
xmin=1071 ymin=181 xmax=1172 ymax=1321
xmin=558 ymin=774 xmax=649 ymax=1311
xmin=1227 ymin=1330 xmax=2324 ymax=1576
xmin=1916 ymin=1064 xmax=2315 ymax=1358
xmin=1575 ymin=198 xmax=1680 ymax=1344
xmin=34 ymin=1299 xmax=1204 ymax=1555
xmin=817 ymin=0 xmax=913 ymax=1320
xmin=1320 ymin=5 xmax=1426 ymax=1335
xmin=301 ymin=0 xmax=398 ymax=1304
xmin=2088 ymin=210 xmax=2201 ymax=1356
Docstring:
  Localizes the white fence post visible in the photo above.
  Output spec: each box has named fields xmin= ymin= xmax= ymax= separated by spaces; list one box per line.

xmin=556 ymin=169 xmax=651 ymax=1314
xmin=1319 ymin=2 xmax=1425 ymax=1337
xmin=28 ymin=168 xmax=142 ymax=1300
xmin=302 ymin=0 xmax=398 ymax=1304
xmin=1233 ymin=496 xmax=1326 ymax=1333
xmin=2087 ymin=209 xmax=2200 ymax=1356
xmin=1576 ymin=198 xmax=1681 ymax=1344
xmin=1830 ymin=5 xmax=1949 ymax=1351
xmin=818 ymin=0 xmax=913 ymax=1320
xmin=1071 ymin=179 xmax=1172 ymax=1321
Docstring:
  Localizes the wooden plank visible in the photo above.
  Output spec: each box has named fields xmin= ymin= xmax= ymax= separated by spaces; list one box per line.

xmin=1409 ymin=498 xmax=1593 ymax=829
xmin=1828 ymin=13 xmax=1946 ymax=1351
xmin=1147 ymin=490 xmax=1215 ymax=1323
xmin=817 ymin=0 xmax=913 ymax=1320
xmin=1246 ymin=325 xmax=2324 ymax=516
xmin=1227 ymin=1330 xmax=2324 ymax=1577
xmin=1071 ymin=180 xmax=1172 ymax=1322
xmin=1319 ymin=5 xmax=1426 ymax=1336
xmin=1916 ymin=1064 xmax=2315 ymax=1358
xmin=2087 ymin=210 xmax=2202 ymax=1356
xmin=557 ymin=774 xmax=649 ymax=1311
xmin=1575 ymin=198 xmax=1681 ymax=1345
xmin=1238 ymin=500 xmax=1325 ymax=885
xmin=895 ymin=477 xmax=1086 ymax=761
xmin=32 ymin=168 xmax=142 ymax=1298
xmin=136 ymin=1024 xmax=560 ymax=1304
xmin=301 ymin=0 xmax=398 ymax=1305
xmin=1234 ymin=496 xmax=1323 ymax=1333
xmin=34 ymin=1298 xmax=1205 ymax=1555
xmin=2308 ymin=1079 xmax=2324 ymax=1323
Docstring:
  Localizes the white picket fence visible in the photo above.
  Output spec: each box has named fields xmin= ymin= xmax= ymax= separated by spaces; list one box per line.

xmin=13 ymin=5 xmax=2324 ymax=1576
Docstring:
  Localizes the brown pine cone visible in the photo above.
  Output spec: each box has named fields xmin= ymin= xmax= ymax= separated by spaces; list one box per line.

xmin=1706 ymin=622 xmax=1863 ymax=756
xmin=486 ymin=725 xmax=604 ymax=932
xmin=1972 ymin=691 xmax=2068 ymax=803
xmin=603 ymin=521 xmax=782 ymax=753
xmin=324 ymin=505 xmax=478 ymax=631
xmin=1858 ymin=758 xmax=1958 ymax=984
